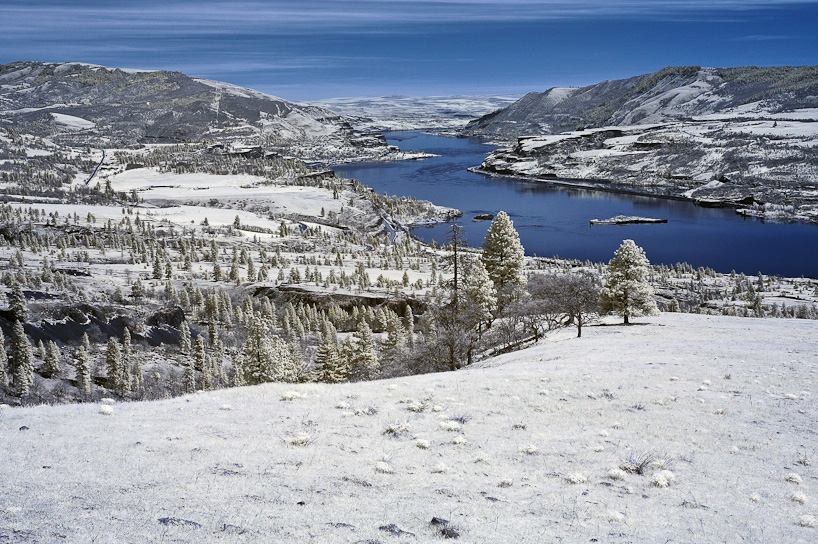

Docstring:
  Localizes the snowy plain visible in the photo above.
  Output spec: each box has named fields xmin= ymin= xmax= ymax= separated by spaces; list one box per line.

xmin=1 ymin=313 xmax=816 ymax=543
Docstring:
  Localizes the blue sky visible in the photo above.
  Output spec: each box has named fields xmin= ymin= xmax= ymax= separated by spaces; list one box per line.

xmin=1 ymin=0 xmax=817 ymax=100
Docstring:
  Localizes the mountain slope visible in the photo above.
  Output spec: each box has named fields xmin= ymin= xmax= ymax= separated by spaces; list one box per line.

xmin=0 ymin=61 xmax=387 ymax=160
xmin=464 ymin=66 xmax=818 ymax=222
xmin=463 ymin=66 xmax=818 ymax=138
xmin=2 ymin=313 xmax=816 ymax=543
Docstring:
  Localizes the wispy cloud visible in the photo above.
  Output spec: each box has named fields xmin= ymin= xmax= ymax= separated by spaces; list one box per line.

xmin=3 ymin=1 xmax=818 ymax=36
xmin=731 ymin=34 xmax=796 ymax=41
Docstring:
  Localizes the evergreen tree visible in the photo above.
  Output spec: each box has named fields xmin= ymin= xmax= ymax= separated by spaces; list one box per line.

xmin=10 ymin=320 xmax=33 ymax=397
xmin=481 ymin=211 xmax=526 ymax=299
xmin=121 ymin=328 xmax=132 ymax=369
xmin=241 ymin=313 xmax=274 ymax=384
xmin=463 ymin=258 xmax=498 ymax=326
xmin=130 ymin=357 xmax=143 ymax=397
xmin=106 ymin=337 xmax=123 ymax=393
xmin=269 ymin=336 xmax=304 ymax=383
xmin=183 ymin=363 xmax=196 ymax=394
xmin=0 ymin=329 xmax=8 ymax=388
xmin=178 ymin=321 xmax=191 ymax=355
xmin=314 ymin=331 xmax=346 ymax=383
xmin=350 ymin=320 xmax=379 ymax=381
xmin=9 ymin=282 xmax=27 ymax=323
xmin=381 ymin=311 xmax=406 ymax=362
xmin=75 ymin=345 xmax=91 ymax=398
xmin=193 ymin=336 xmax=207 ymax=373
xmin=600 ymin=239 xmax=659 ymax=324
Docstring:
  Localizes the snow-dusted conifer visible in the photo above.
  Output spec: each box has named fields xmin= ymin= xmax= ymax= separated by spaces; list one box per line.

xmin=0 ymin=329 xmax=9 ymax=388
xmin=75 ymin=345 xmax=91 ymax=398
xmin=241 ymin=313 xmax=274 ymax=384
xmin=121 ymin=328 xmax=131 ymax=368
xmin=11 ymin=320 xmax=33 ymax=397
xmin=9 ymin=282 xmax=27 ymax=322
xmin=314 ymin=331 xmax=346 ymax=383
xmin=481 ymin=211 xmax=525 ymax=303
xmin=351 ymin=321 xmax=379 ymax=381
xmin=381 ymin=311 xmax=406 ymax=361
xmin=464 ymin=258 xmax=498 ymax=325
xmin=105 ymin=337 xmax=123 ymax=394
xmin=178 ymin=321 xmax=191 ymax=355
xmin=600 ymin=239 xmax=659 ymax=324
xmin=403 ymin=306 xmax=414 ymax=348
xmin=130 ymin=357 xmax=143 ymax=397
xmin=183 ymin=363 xmax=196 ymax=394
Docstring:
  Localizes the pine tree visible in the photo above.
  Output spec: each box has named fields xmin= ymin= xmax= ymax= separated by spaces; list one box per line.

xmin=193 ymin=335 xmax=207 ymax=373
xmin=350 ymin=320 xmax=379 ymax=381
xmin=121 ymin=328 xmax=132 ymax=369
xmin=241 ymin=313 xmax=273 ymax=384
xmin=403 ymin=306 xmax=415 ymax=348
xmin=481 ymin=211 xmax=525 ymax=304
xmin=9 ymin=282 xmax=27 ymax=323
xmin=183 ymin=363 xmax=196 ymax=394
xmin=178 ymin=321 xmax=191 ymax=355
xmin=11 ymin=320 xmax=33 ymax=398
xmin=75 ymin=345 xmax=91 ymax=398
xmin=106 ymin=337 xmax=125 ymax=395
xmin=0 ymin=329 xmax=9 ymax=388
xmin=600 ymin=239 xmax=659 ymax=324
xmin=463 ymin=258 xmax=498 ymax=326
xmin=314 ymin=331 xmax=346 ymax=383
xmin=382 ymin=310 xmax=406 ymax=361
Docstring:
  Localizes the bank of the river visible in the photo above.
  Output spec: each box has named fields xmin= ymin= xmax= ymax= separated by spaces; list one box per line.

xmin=336 ymin=131 xmax=818 ymax=277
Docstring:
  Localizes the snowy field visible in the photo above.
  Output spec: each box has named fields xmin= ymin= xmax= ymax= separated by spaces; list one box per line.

xmin=2 ymin=313 xmax=817 ymax=543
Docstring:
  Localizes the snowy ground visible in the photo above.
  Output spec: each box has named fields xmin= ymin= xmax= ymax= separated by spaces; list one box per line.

xmin=2 ymin=313 xmax=816 ymax=543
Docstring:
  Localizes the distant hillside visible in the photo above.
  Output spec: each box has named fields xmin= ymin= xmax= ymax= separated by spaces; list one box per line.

xmin=463 ymin=66 xmax=818 ymax=138
xmin=0 ymin=61 xmax=386 ymax=159
xmin=464 ymin=66 xmax=818 ymax=223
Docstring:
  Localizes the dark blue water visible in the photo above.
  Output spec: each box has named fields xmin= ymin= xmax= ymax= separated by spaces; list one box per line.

xmin=336 ymin=131 xmax=818 ymax=277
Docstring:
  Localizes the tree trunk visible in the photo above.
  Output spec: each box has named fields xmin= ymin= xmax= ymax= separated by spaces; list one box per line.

xmin=624 ymin=314 xmax=629 ymax=325
xmin=576 ymin=319 xmax=582 ymax=338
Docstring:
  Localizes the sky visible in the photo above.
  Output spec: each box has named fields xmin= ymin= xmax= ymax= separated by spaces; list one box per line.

xmin=1 ymin=0 xmax=817 ymax=100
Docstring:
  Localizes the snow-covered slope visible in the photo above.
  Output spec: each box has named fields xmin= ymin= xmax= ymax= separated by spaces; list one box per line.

xmin=2 ymin=313 xmax=816 ymax=542
xmin=0 ymin=61 xmax=388 ymax=161
xmin=463 ymin=66 xmax=818 ymax=139
xmin=468 ymin=66 xmax=818 ymax=222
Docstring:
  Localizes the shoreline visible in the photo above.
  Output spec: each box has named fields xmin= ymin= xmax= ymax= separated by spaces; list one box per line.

xmin=468 ymin=167 xmax=818 ymax=226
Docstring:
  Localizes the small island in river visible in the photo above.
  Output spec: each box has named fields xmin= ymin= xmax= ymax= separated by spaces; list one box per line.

xmin=589 ymin=215 xmax=668 ymax=226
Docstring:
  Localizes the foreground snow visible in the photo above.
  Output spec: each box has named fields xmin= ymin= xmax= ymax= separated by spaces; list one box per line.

xmin=1 ymin=313 xmax=817 ymax=542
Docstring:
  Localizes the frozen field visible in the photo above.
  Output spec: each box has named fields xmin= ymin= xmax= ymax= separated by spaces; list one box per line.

xmin=1 ymin=313 xmax=817 ymax=543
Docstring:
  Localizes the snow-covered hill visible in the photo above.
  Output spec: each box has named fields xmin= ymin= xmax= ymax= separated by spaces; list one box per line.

xmin=2 ymin=313 xmax=816 ymax=542
xmin=0 ymin=61 xmax=389 ymax=162
xmin=465 ymin=66 xmax=818 ymax=222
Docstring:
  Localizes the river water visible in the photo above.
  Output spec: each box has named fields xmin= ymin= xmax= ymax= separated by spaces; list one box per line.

xmin=335 ymin=131 xmax=818 ymax=277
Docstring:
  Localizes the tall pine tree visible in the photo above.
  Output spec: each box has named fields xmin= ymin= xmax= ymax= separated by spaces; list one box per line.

xmin=481 ymin=211 xmax=525 ymax=306
xmin=11 ymin=320 xmax=33 ymax=398
xmin=600 ymin=239 xmax=658 ymax=324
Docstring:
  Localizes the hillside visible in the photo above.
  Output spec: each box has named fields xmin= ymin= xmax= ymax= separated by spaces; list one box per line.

xmin=2 ymin=313 xmax=817 ymax=543
xmin=463 ymin=66 xmax=818 ymax=139
xmin=0 ymin=61 xmax=391 ymax=162
xmin=463 ymin=66 xmax=818 ymax=223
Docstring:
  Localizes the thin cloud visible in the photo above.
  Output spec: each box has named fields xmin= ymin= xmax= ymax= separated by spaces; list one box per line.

xmin=731 ymin=34 xmax=796 ymax=41
xmin=3 ymin=1 xmax=818 ymax=35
